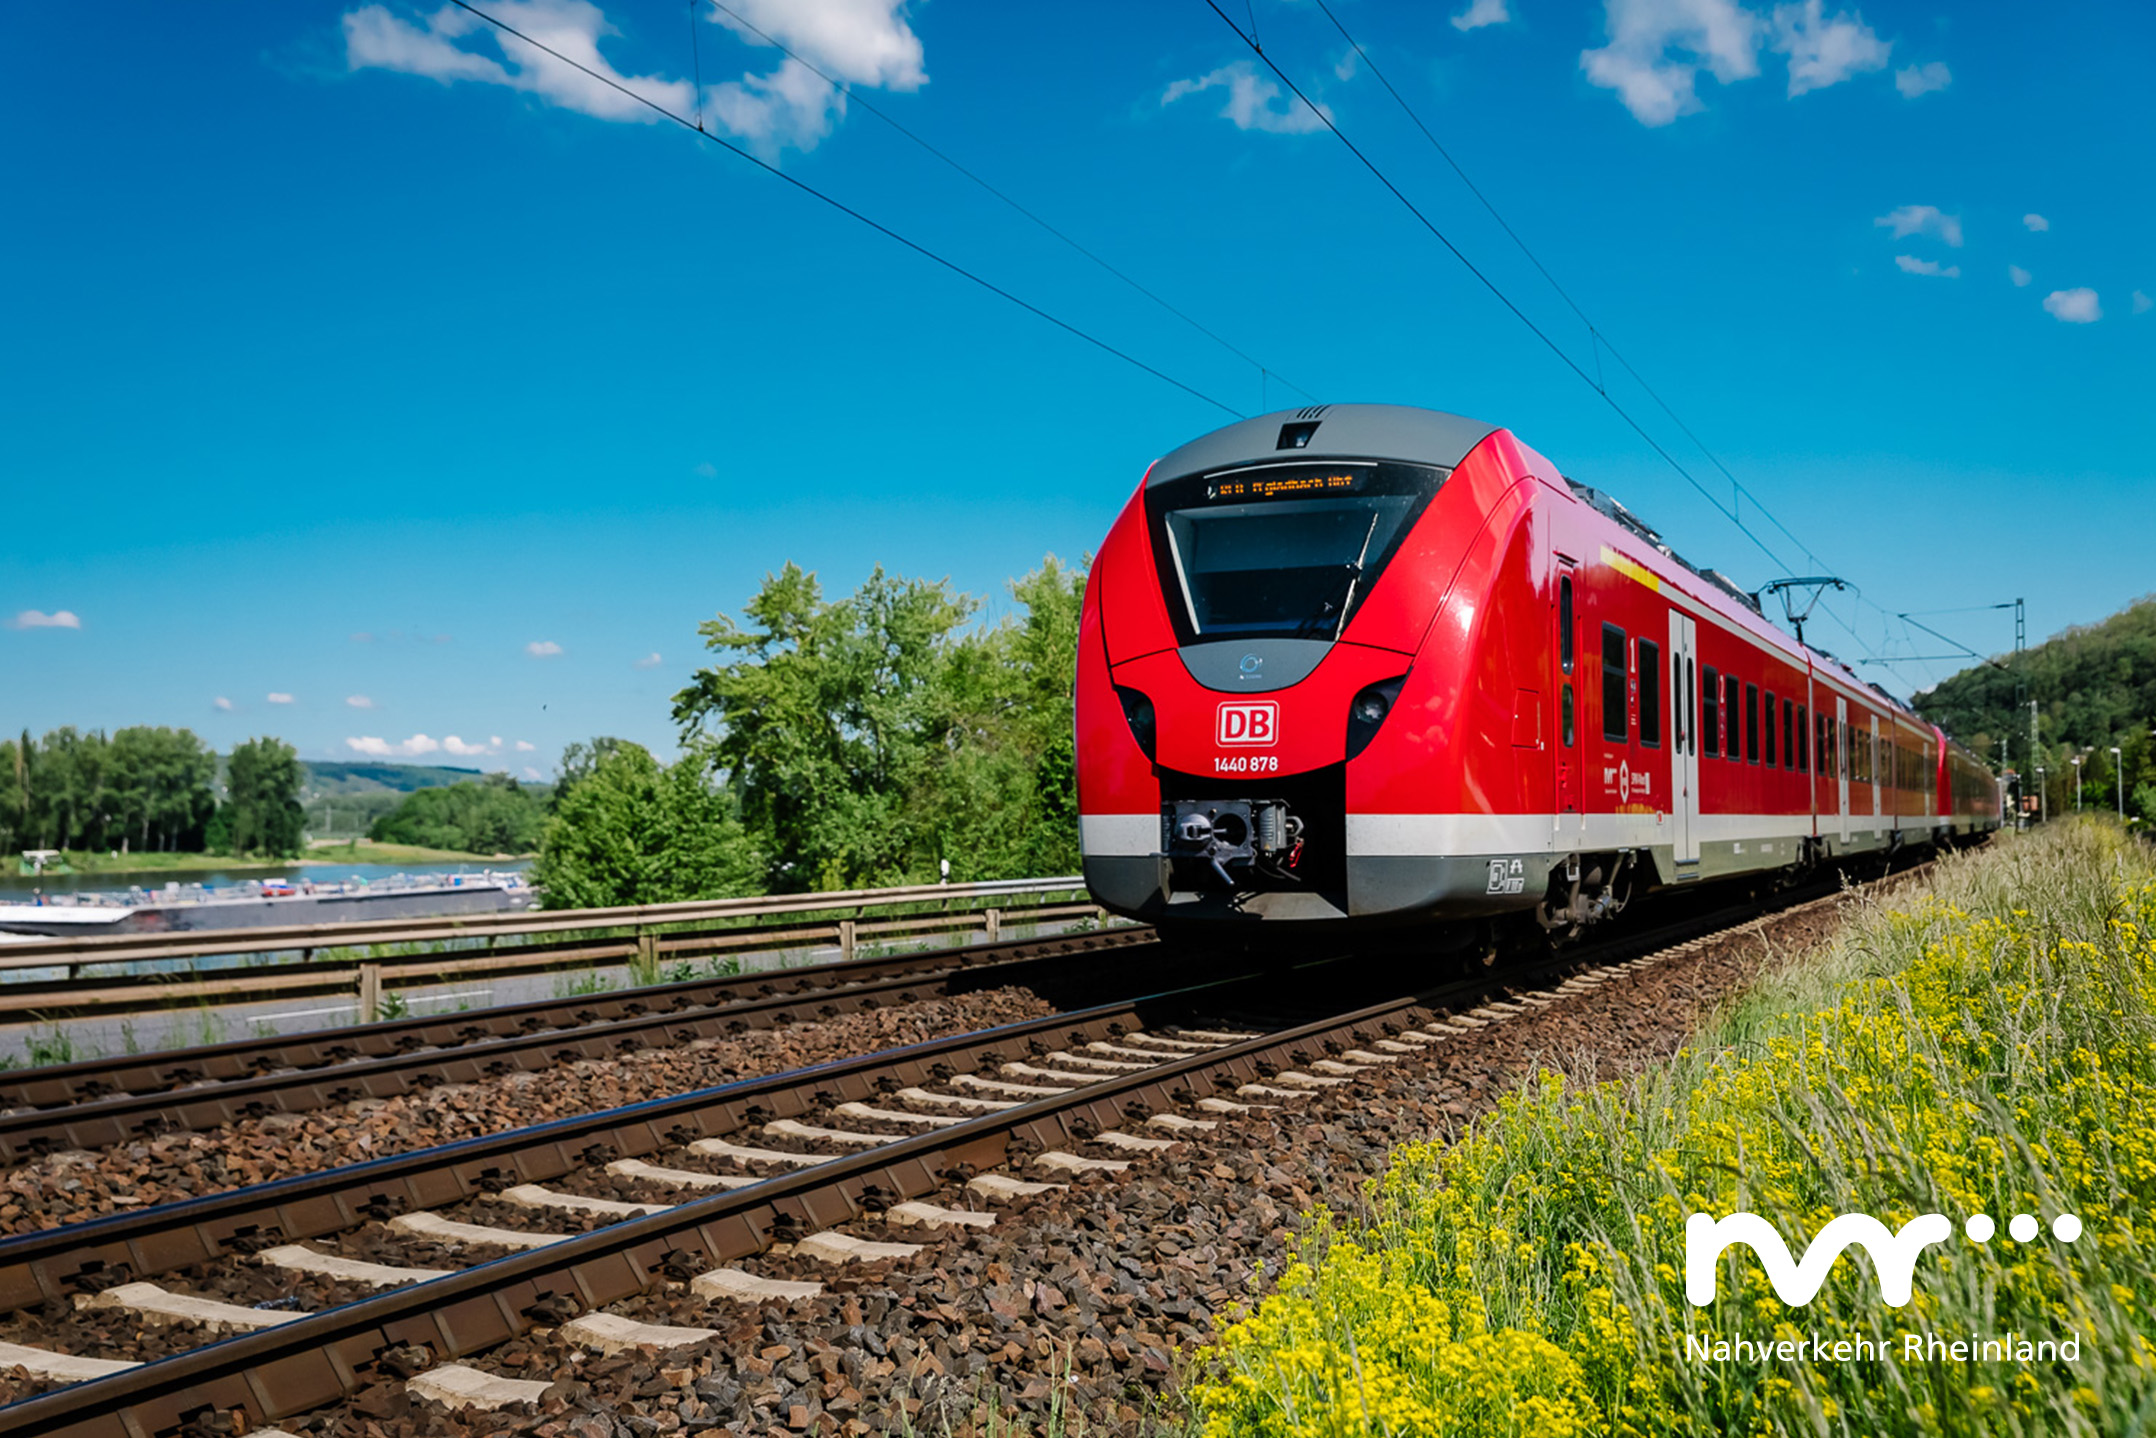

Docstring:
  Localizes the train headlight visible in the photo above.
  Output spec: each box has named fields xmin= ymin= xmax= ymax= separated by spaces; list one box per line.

xmin=1346 ymin=675 xmax=1408 ymax=760
xmin=1116 ymin=685 xmax=1157 ymax=760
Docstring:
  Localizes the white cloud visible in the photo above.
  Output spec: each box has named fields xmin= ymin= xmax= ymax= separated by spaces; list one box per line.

xmin=708 ymin=0 xmax=926 ymax=155
xmin=1453 ymin=0 xmax=1512 ymax=32
xmin=1875 ymin=204 xmax=1963 ymax=248
xmin=634 ymin=651 xmax=664 ymax=669
xmin=1771 ymin=0 xmax=1888 ymax=96
xmin=2008 ymin=265 xmax=2032 ymax=288
xmin=267 ymin=692 xmax=296 ymax=705
xmin=2023 ymin=213 xmax=2050 ymax=232
xmin=1894 ymin=255 xmax=1960 ymax=278
xmin=213 ymin=696 xmax=234 ymax=712
xmin=1333 ymin=48 xmax=1359 ymax=82
xmin=344 ymin=1 xmax=696 ymax=121
xmin=350 ymin=631 xmax=377 ymax=643
xmin=490 ymin=735 xmax=503 ymax=746
xmin=527 ymin=640 xmax=564 ymax=657
xmin=346 ymin=734 xmax=443 ymax=757
xmin=1581 ymin=0 xmax=1763 ymax=126
xmin=1162 ymin=61 xmax=1331 ymax=134
xmin=692 ymin=461 xmax=718 ymax=479
xmin=1582 ymin=0 xmax=1893 ymax=123
xmin=343 ymin=0 xmax=924 ymax=157
xmin=346 ymin=694 xmax=376 ymax=709
xmin=7 ymin=609 xmax=82 ymax=630
xmin=2135 ymin=290 xmax=2153 ymax=315
xmin=515 ymin=739 xmax=537 ymax=752
xmin=1894 ymin=61 xmax=1950 ymax=98
xmin=523 ymin=765 xmax=545 ymax=780
xmin=2043 ymin=288 xmax=2101 ymax=323
xmin=443 ymin=735 xmax=498 ymax=756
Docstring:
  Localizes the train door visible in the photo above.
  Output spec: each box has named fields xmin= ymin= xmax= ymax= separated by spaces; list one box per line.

xmin=1554 ymin=562 xmax=1581 ymax=845
xmin=1668 ymin=610 xmax=1699 ymax=872
xmin=1835 ymin=695 xmax=1850 ymax=845
xmin=1871 ymin=716 xmax=1882 ymax=825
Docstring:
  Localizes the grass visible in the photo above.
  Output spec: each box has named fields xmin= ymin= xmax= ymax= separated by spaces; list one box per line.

xmin=15 ymin=840 xmax=519 ymax=878
xmin=299 ymin=838 xmax=526 ymax=864
xmin=1189 ymin=820 xmax=2156 ymax=1437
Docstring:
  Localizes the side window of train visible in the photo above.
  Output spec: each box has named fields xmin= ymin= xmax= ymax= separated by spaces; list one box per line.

xmin=1744 ymin=684 xmax=1760 ymax=763
xmin=1559 ymin=576 xmax=1575 ymax=675
xmin=1782 ymin=697 xmax=1794 ymax=770
xmin=1601 ymin=624 xmax=1628 ymax=741
xmin=1724 ymin=673 xmax=1743 ymax=759
xmin=1638 ymin=639 xmax=1661 ymax=747
xmin=1797 ymin=704 xmax=1810 ymax=772
xmin=1562 ymin=683 xmax=1575 ymax=747
xmin=1701 ymin=666 xmax=1720 ymax=755
xmin=1763 ymin=690 xmax=1777 ymax=767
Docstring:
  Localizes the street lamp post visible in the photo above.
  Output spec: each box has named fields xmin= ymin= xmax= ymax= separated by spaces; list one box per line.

xmin=2116 ymin=747 xmax=2126 ymax=819
xmin=2036 ymin=766 xmax=2046 ymax=825
xmin=2073 ymin=755 xmax=2083 ymax=811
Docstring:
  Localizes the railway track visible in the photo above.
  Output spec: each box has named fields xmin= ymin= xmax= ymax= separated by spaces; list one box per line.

xmin=0 ymin=859 xmax=1936 ymax=1436
xmin=0 ymin=925 xmax=1163 ymax=1163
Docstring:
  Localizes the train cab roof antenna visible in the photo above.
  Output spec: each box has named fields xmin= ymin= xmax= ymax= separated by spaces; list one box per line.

xmin=1758 ymin=576 xmax=1848 ymax=646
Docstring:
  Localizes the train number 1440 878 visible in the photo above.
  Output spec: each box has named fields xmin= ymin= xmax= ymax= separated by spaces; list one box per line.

xmin=1213 ymin=754 xmax=1280 ymax=773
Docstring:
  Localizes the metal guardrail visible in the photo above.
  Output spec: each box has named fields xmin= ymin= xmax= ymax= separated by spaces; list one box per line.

xmin=0 ymin=877 xmax=1101 ymax=1023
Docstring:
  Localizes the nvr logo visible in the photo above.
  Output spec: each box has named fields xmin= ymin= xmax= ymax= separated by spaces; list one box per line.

xmin=1686 ymin=1209 xmax=2083 ymax=1308
xmin=1217 ymin=700 xmax=1279 ymax=746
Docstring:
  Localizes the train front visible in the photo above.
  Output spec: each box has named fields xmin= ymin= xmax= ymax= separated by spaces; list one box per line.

xmin=1077 ymin=403 xmax=1532 ymax=926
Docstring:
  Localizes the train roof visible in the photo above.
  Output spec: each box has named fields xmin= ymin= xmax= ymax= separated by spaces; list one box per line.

xmin=1148 ymin=403 xmax=1496 ymax=484
xmin=1147 ymin=402 xmax=1975 ymax=760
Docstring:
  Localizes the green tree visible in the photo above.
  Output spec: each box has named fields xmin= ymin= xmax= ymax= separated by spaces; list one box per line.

xmin=551 ymin=737 xmax=632 ymax=813
xmin=908 ymin=557 xmax=1086 ymax=881
xmin=672 ymin=563 xmax=975 ymax=890
xmin=224 ymin=736 xmax=305 ymax=857
xmin=106 ymin=726 xmax=217 ymax=852
xmin=370 ymin=773 xmax=546 ymax=853
xmin=530 ymin=743 xmax=759 ymax=908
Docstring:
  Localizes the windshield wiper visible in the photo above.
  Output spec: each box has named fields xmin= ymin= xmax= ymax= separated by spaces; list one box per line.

xmin=1292 ymin=513 xmax=1383 ymax=641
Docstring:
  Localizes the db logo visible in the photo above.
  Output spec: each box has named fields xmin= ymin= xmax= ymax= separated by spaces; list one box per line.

xmin=1217 ymin=700 xmax=1279 ymax=746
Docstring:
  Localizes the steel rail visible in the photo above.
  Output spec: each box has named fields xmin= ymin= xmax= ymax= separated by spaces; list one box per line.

xmin=0 ymin=858 xmax=1948 ymax=1438
xmin=0 ymin=959 xmax=1320 ymax=1315
xmin=0 ymin=927 xmax=1166 ymax=1163
xmin=0 ymin=924 xmax=1150 ymax=1113
xmin=0 ymin=969 xmax=1437 ymax=1438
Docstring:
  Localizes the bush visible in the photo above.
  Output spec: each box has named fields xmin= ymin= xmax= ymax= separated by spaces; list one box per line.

xmin=1192 ymin=822 xmax=2156 ymax=1436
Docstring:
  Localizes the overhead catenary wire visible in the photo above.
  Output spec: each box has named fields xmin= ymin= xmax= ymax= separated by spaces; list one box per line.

xmin=703 ymin=0 xmax=1318 ymax=405
xmin=438 ymin=0 xmax=1245 ymax=420
xmin=1194 ymin=2 xmax=1799 ymax=583
xmin=1217 ymin=2 xmax=1938 ymax=684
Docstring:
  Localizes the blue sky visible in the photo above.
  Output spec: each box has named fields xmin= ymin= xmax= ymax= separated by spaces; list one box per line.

xmin=4 ymin=0 xmax=2150 ymax=774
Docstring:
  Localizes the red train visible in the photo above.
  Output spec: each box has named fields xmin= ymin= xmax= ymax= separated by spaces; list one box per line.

xmin=1076 ymin=404 xmax=1999 ymax=938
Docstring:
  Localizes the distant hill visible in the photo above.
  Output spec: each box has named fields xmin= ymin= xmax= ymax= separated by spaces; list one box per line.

xmin=300 ymin=761 xmax=485 ymax=796
xmin=1912 ymin=596 xmax=2155 ymax=810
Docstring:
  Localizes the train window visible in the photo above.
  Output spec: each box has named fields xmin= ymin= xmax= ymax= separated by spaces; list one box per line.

xmin=1744 ymin=684 xmax=1760 ymax=763
xmin=1763 ymin=690 xmax=1777 ymax=767
xmin=1797 ymin=704 xmax=1809 ymax=772
xmin=1724 ymin=673 xmax=1743 ymax=759
xmin=1147 ymin=459 xmax=1442 ymax=643
xmin=1562 ymin=683 xmax=1575 ymax=747
xmin=1701 ymin=666 xmax=1720 ymax=756
xmin=1638 ymin=640 xmax=1661 ymax=747
xmin=1601 ymin=624 xmax=1628 ymax=741
xmin=1560 ymin=577 xmax=1575 ymax=675
xmin=1782 ymin=697 xmax=1794 ymax=770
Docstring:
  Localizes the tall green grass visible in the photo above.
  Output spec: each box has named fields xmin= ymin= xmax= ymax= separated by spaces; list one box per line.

xmin=1191 ymin=822 xmax=2156 ymax=1436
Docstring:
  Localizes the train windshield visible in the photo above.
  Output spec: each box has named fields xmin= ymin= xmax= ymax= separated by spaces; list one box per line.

xmin=1146 ymin=459 xmax=1445 ymax=643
